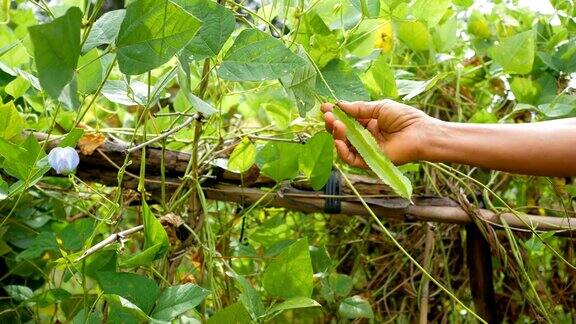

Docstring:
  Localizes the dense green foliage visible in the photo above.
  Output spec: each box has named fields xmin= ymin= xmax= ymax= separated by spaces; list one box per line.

xmin=0 ymin=0 xmax=575 ymax=322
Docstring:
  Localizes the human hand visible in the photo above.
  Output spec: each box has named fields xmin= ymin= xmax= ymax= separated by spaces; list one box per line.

xmin=321 ymin=100 xmax=437 ymax=167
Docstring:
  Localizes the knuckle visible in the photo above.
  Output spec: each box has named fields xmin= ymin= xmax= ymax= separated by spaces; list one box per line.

xmin=377 ymin=99 xmax=395 ymax=107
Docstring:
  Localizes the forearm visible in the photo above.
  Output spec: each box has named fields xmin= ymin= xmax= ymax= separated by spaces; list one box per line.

xmin=423 ymin=119 xmax=576 ymax=176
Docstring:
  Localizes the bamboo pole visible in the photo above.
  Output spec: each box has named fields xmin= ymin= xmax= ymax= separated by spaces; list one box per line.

xmin=204 ymin=184 xmax=576 ymax=232
xmin=33 ymin=132 xmax=576 ymax=232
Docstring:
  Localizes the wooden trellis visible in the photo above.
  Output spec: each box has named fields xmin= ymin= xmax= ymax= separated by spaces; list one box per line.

xmin=37 ymin=132 xmax=576 ymax=322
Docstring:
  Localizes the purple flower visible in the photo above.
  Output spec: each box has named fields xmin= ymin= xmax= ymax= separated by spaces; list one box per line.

xmin=48 ymin=147 xmax=79 ymax=175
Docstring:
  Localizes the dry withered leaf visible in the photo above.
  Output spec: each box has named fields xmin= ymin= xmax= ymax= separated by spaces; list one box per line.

xmin=160 ymin=213 xmax=184 ymax=227
xmin=161 ymin=213 xmax=187 ymax=244
xmin=180 ymin=274 xmax=196 ymax=284
xmin=78 ymin=133 xmax=106 ymax=156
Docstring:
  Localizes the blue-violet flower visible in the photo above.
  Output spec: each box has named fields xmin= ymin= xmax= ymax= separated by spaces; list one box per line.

xmin=48 ymin=147 xmax=79 ymax=175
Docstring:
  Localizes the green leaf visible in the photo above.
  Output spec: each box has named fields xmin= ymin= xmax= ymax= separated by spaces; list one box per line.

xmin=299 ymin=132 xmax=333 ymax=191
xmin=402 ymin=73 xmax=446 ymax=101
xmin=57 ymin=76 xmax=81 ymax=110
xmin=218 ymin=28 xmax=306 ymax=81
xmin=59 ymin=128 xmax=84 ymax=148
xmin=77 ymin=49 xmax=104 ymax=95
xmin=535 ymin=73 xmax=558 ymax=105
xmin=510 ymin=77 xmax=540 ymax=105
xmin=175 ymin=0 xmax=235 ymax=61
xmin=207 ymin=302 xmax=252 ymax=324
xmin=310 ymin=245 xmax=331 ymax=274
xmin=433 ymin=15 xmax=458 ymax=52
xmin=234 ymin=275 xmax=265 ymax=320
xmin=332 ymin=107 xmax=412 ymax=199
xmin=280 ymin=46 xmax=317 ymax=117
xmin=548 ymin=39 xmax=576 ymax=73
xmin=9 ymin=8 xmax=37 ymax=39
xmin=397 ymin=20 xmax=431 ymax=52
xmin=122 ymin=200 xmax=169 ymax=267
xmin=0 ymin=30 xmax=29 ymax=68
xmin=96 ymin=272 xmax=160 ymax=313
xmin=60 ymin=218 xmax=95 ymax=251
xmin=262 ymin=238 xmax=313 ymax=299
xmin=101 ymin=80 xmax=148 ymax=106
xmin=151 ymin=283 xmax=210 ymax=321
xmin=0 ymin=138 xmax=28 ymax=179
xmin=294 ymin=11 xmax=340 ymax=68
xmin=454 ymin=0 xmax=473 ymax=6
xmin=0 ymin=42 xmax=21 ymax=64
xmin=0 ymin=137 xmax=49 ymax=189
xmin=412 ymin=0 xmax=451 ymax=27
xmin=83 ymin=250 xmax=118 ymax=279
xmin=364 ymin=55 xmax=398 ymax=99
xmin=82 ymin=10 xmax=126 ymax=53
xmin=185 ymin=92 xmax=217 ymax=116
xmin=228 ymin=138 xmax=256 ymax=173
xmin=525 ymin=231 xmax=555 ymax=254
xmin=4 ymin=285 xmax=34 ymax=303
xmin=103 ymin=294 xmax=151 ymax=323
xmin=264 ymin=240 xmax=295 ymax=258
xmin=267 ymin=297 xmax=321 ymax=316
xmin=264 ymin=102 xmax=293 ymax=130
xmin=71 ymin=308 xmax=102 ymax=324
xmin=537 ymin=95 xmax=576 ymax=118
xmin=122 ymin=245 xmax=163 ymax=269
xmin=490 ymin=31 xmax=535 ymax=74
xmin=18 ymin=70 xmax=41 ymax=91
xmin=316 ymin=59 xmax=369 ymax=102
xmin=29 ymin=288 xmax=71 ymax=307
xmin=346 ymin=19 xmax=386 ymax=57
xmin=350 ymin=0 xmax=380 ymax=18
xmin=5 ymin=76 xmax=30 ymax=99
xmin=469 ymin=109 xmax=498 ymax=123
xmin=467 ymin=11 xmax=491 ymax=39
xmin=16 ymin=231 xmax=59 ymax=261
xmin=338 ymin=296 xmax=374 ymax=319
xmin=248 ymin=215 xmax=290 ymax=248
xmin=149 ymin=67 xmax=178 ymax=106
xmin=0 ymin=101 xmax=25 ymax=140
xmin=28 ymin=7 xmax=82 ymax=100
xmin=115 ymin=0 xmax=202 ymax=75
xmin=329 ymin=273 xmax=353 ymax=296
xmin=255 ymin=142 xmax=301 ymax=182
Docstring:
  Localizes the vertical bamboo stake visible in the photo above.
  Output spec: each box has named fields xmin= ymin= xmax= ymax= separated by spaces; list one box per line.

xmin=166 ymin=58 xmax=210 ymax=284
xmin=189 ymin=58 xmax=211 ymax=233
xmin=466 ymin=223 xmax=498 ymax=323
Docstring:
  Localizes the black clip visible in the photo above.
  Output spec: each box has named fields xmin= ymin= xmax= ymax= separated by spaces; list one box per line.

xmin=324 ymin=170 xmax=342 ymax=213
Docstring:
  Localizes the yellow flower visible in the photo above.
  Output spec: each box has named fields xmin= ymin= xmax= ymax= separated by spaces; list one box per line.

xmin=375 ymin=20 xmax=393 ymax=53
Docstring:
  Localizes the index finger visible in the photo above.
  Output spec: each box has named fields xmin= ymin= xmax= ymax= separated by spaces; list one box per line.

xmin=337 ymin=100 xmax=382 ymax=119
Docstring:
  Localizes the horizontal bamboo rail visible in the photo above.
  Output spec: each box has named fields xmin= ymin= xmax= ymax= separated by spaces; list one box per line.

xmin=34 ymin=132 xmax=576 ymax=232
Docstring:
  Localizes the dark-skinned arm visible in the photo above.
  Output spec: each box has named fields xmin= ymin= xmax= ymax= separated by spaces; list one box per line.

xmin=322 ymin=100 xmax=576 ymax=177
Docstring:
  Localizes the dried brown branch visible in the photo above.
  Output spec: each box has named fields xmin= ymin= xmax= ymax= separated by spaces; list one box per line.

xmin=75 ymin=225 xmax=144 ymax=262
